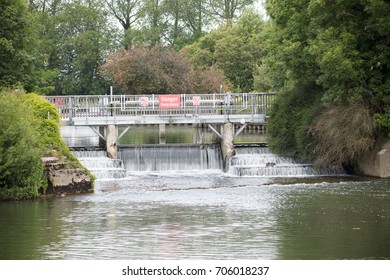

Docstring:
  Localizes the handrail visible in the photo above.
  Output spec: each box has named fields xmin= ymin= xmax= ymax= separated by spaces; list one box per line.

xmin=44 ymin=93 xmax=276 ymax=121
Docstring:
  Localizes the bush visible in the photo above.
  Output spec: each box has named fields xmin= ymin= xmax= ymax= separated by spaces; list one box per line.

xmin=23 ymin=93 xmax=95 ymax=186
xmin=310 ymin=103 xmax=378 ymax=167
xmin=267 ymin=84 xmax=322 ymax=160
xmin=22 ymin=93 xmax=78 ymax=164
xmin=0 ymin=90 xmax=45 ymax=200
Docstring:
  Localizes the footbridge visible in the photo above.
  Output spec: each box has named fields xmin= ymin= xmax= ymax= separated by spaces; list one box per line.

xmin=45 ymin=93 xmax=275 ymax=159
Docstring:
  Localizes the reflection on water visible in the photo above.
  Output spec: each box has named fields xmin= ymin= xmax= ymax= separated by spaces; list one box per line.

xmin=1 ymin=173 xmax=390 ymax=260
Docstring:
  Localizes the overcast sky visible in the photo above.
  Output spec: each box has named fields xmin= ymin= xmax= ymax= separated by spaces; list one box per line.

xmin=254 ymin=0 xmax=267 ymax=19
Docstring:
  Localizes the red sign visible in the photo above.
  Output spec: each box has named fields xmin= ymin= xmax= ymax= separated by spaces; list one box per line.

xmin=139 ymin=97 xmax=149 ymax=107
xmin=54 ymin=98 xmax=64 ymax=107
xmin=158 ymin=95 xmax=181 ymax=109
xmin=193 ymin=96 xmax=201 ymax=106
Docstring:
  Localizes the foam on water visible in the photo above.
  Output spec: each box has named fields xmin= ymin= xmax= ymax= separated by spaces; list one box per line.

xmin=72 ymin=150 xmax=127 ymax=179
xmin=228 ymin=146 xmax=344 ymax=177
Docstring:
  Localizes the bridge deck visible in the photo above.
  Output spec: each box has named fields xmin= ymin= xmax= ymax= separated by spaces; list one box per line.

xmin=45 ymin=93 xmax=275 ymax=126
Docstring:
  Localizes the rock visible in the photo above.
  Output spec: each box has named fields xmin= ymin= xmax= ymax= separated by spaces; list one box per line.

xmin=41 ymin=157 xmax=60 ymax=164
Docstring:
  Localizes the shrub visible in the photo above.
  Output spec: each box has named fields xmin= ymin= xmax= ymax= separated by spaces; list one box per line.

xmin=22 ymin=93 xmax=78 ymax=164
xmin=0 ymin=90 xmax=45 ymax=200
xmin=310 ymin=102 xmax=378 ymax=167
xmin=267 ymin=84 xmax=322 ymax=160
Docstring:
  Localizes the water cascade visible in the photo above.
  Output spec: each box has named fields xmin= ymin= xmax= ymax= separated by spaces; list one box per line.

xmin=71 ymin=144 xmax=343 ymax=179
xmin=118 ymin=144 xmax=222 ymax=172
xmin=228 ymin=145 xmax=344 ymax=177
xmin=72 ymin=150 xmax=127 ymax=179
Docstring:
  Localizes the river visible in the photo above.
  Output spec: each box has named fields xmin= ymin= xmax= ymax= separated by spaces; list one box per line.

xmin=0 ymin=126 xmax=389 ymax=260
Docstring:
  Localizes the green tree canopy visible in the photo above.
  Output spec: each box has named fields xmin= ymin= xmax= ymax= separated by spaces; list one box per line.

xmin=99 ymin=44 xmax=229 ymax=94
xmin=265 ymin=0 xmax=390 ymax=167
xmin=0 ymin=0 xmax=35 ymax=88
xmin=184 ymin=9 xmax=267 ymax=92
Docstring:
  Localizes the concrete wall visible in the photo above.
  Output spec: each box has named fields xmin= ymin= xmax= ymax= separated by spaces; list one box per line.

xmin=358 ymin=139 xmax=390 ymax=178
xmin=42 ymin=157 xmax=93 ymax=196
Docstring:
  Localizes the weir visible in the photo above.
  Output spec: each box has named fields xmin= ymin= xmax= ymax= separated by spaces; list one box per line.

xmin=228 ymin=144 xmax=344 ymax=177
xmin=72 ymin=150 xmax=127 ymax=179
xmin=71 ymin=144 xmax=344 ymax=180
xmin=118 ymin=144 xmax=222 ymax=172
xmin=45 ymin=93 xmax=275 ymax=162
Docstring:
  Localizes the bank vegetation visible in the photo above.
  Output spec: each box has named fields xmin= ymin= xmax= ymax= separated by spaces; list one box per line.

xmin=0 ymin=89 xmax=92 ymax=200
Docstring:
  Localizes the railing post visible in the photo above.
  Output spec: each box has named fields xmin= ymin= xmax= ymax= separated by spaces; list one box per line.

xmin=261 ymin=94 xmax=265 ymax=115
xmin=69 ymin=96 xmax=74 ymax=124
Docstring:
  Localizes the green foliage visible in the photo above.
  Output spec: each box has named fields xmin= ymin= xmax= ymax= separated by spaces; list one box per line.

xmin=0 ymin=90 xmax=94 ymax=200
xmin=267 ymin=84 xmax=322 ymax=160
xmin=265 ymin=0 xmax=390 ymax=167
xmin=28 ymin=1 xmax=119 ymax=95
xmin=184 ymin=10 xmax=267 ymax=92
xmin=100 ymin=45 xmax=229 ymax=94
xmin=0 ymin=0 xmax=35 ymax=88
xmin=376 ymin=108 xmax=390 ymax=136
xmin=0 ymin=90 xmax=45 ymax=200
xmin=22 ymin=93 xmax=79 ymax=164
xmin=48 ymin=2 xmax=116 ymax=95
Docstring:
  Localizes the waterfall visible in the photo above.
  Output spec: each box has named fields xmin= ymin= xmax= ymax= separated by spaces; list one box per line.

xmin=118 ymin=144 xmax=222 ymax=172
xmin=71 ymin=144 xmax=344 ymax=179
xmin=72 ymin=150 xmax=127 ymax=180
xmin=228 ymin=145 xmax=344 ymax=177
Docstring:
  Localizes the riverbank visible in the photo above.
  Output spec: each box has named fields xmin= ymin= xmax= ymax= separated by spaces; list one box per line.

xmin=0 ymin=90 xmax=94 ymax=201
xmin=41 ymin=157 xmax=93 ymax=197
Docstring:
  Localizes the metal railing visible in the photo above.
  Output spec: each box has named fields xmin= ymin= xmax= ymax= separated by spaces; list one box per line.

xmin=44 ymin=93 xmax=276 ymax=121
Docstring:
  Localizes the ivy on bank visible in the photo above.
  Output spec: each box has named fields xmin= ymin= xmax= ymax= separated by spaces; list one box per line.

xmin=0 ymin=90 xmax=44 ymax=200
xmin=0 ymin=89 xmax=93 ymax=200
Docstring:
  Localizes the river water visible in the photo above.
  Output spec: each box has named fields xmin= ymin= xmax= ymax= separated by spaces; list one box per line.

xmin=0 ymin=126 xmax=390 ymax=260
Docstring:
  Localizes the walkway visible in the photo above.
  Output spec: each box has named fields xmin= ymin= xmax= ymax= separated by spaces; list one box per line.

xmin=45 ymin=93 xmax=275 ymax=126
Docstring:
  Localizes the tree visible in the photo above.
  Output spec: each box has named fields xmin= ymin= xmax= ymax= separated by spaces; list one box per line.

xmin=208 ymin=0 xmax=254 ymax=25
xmin=265 ymin=0 xmax=390 ymax=167
xmin=0 ymin=0 xmax=36 ymax=88
xmin=168 ymin=0 xmax=210 ymax=49
xmin=181 ymin=0 xmax=206 ymax=36
xmin=99 ymin=44 xmax=229 ymax=94
xmin=40 ymin=1 xmax=119 ymax=95
xmin=184 ymin=9 xmax=266 ymax=92
xmin=105 ymin=0 xmax=143 ymax=31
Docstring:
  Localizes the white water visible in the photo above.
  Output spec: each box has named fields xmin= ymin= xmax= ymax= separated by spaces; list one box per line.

xmin=72 ymin=150 xmax=127 ymax=179
xmin=72 ymin=145 xmax=344 ymax=180
xmin=228 ymin=146 xmax=344 ymax=177
xmin=118 ymin=144 xmax=222 ymax=172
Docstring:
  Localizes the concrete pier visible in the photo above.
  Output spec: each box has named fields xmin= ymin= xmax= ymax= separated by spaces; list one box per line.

xmin=221 ymin=122 xmax=235 ymax=169
xmin=106 ymin=124 xmax=118 ymax=158
xmin=98 ymin=126 xmax=106 ymax=148
xmin=159 ymin=123 xmax=166 ymax=144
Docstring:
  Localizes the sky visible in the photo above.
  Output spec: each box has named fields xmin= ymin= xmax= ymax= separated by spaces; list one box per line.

xmin=254 ymin=0 xmax=268 ymax=19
